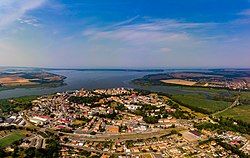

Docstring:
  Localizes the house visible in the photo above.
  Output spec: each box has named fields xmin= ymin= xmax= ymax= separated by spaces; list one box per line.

xmin=106 ymin=125 xmax=119 ymax=134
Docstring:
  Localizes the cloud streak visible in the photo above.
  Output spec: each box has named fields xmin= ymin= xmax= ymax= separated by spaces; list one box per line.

xmin=0 ymin=0 xmax=46 ymax=29
xmin=81 ymin=18 xmax=215 ymax=55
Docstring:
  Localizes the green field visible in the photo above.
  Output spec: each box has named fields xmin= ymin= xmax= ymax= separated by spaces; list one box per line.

xmin=171 ymin=93 xmax=231 ymax=114
xmin=0 ymin=132 xmax=25 ymax=148
xmin=215 ymin=104 xmax=250 ymax=124
xmin=0 ymin=95 xmax=37 ymax=114
xmin=240 ymin=91 xmax=250 ymax=104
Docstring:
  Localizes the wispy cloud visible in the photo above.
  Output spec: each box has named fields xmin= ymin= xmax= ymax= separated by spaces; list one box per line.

xmin=238 ymin=9 xmax=250 ymax=16
xmin=110 ymin=15 xmax=140 ymax=28
xmin=0 ymin=0 xmax=46 ymax=29
xmin=81 ymin=18 xmax=215 ymax=54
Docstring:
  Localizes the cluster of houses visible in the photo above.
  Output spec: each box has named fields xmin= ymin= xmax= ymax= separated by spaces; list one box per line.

xmin=20 ymin=135 xmax=46 ymax=149
xmin=59 ymin=131 xmax=240 ymax=158
xmin=215 ymin=131 xmax=250 ymax=155
xmin=0 ymin=113 xmax=27 ymax=127
xmin=198 ymin=140 xmax=239 ymax=158
xmin=25 ymin=88 xmax=177 ymax=135
xmin=1 ymin=87 xmax=248 ymax=157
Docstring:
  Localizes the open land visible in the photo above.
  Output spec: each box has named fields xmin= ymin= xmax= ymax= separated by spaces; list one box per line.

xmin=0 ymin=70 xmax=66 ymax=88
xmin=160 ymin=79 xmax=197 ymax=86
xmin=0 ymin=76 xmax=35 ymax=86
xmin=216 ymin=104 xmax=250 ymax=124
xmin=132 ymin=68 xmax=250 ymax=118
xmin=171 ymin=93 xmax=231 ymax=114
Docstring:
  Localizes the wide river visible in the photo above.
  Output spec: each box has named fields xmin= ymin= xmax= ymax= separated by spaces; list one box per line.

xmin=0 ymin=70 xmax=158 ymax=99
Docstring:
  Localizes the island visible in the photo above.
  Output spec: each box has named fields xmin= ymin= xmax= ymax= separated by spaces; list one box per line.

xmin=133 ymin=69 xmax=250 ymax=90
xmin=0 ymin=69 xmax=66 ymax=90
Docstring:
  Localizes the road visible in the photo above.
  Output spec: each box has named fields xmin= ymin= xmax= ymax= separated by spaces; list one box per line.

xmin=212 ymin=96 xmax=240 ymax=116
xmin=59 ymin=127 xmax=185 ymax=141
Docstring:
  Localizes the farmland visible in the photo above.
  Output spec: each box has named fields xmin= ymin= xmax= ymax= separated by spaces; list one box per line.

xmin=0 ymin=76 xmax=36 ymax=87
xmin=161 ymin=79 xmax=197 ymax=86
xmin=0 ymin=71 xmax=66 ymax=88
xmin=133 ymin=69 xmax=250 ymax=90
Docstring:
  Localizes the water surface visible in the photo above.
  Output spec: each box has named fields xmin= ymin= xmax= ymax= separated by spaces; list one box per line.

xmin=0 ymin=70 xmax=154 ymax=99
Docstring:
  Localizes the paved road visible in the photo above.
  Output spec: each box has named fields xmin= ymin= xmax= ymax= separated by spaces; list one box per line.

xmin=212 ymin=96 xmax=240 ymax=116
xmin=59 ymin=127 xmax=185 ymax=141
xmin=61 ymin=143 xmax=162 ymax=156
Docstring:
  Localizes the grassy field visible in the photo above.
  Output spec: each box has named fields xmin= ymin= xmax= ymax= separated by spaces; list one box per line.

xmin=171 ymin=93 xmax=231 ymax=114
xmin=240 ymin=91 xmax=250 ymax=104
xmin=179 ymin=105 xmax=206 ymax=118
xmin=215 ymin=104 xmax=250 ymax=124
xmin=0 ymin=132 xmax=25 ymax=148
xmin=0 ymin=95 xmax=37 ymax=113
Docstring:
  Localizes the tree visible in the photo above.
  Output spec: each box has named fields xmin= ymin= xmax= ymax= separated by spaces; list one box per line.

xmin=25 ymin=147 xmax=36 ymax=158
xmin=0 ymin=149 xmax=7 ymax=158
xmin=143 ymin=116 xmax=159 ymax=124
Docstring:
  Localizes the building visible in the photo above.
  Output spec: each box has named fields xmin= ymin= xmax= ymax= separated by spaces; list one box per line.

xmin=106 ymin=125 xmax=119 ymax=134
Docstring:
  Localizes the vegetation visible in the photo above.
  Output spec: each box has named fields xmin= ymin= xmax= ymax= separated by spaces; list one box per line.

xmin=195 ymin=117 xmax=250 ymax=135
xmin=0 ymin=96 xmax=37 ymax=114
xmin=2 ymin=139 xmax=61 ymax=158
xmin=96 ymin=111 xmax=122 ymax=120
xmin=131 ymin=100 xmax=193 ymax=124
xmin=0 ymin=132 xmax=25 ymax=148
xmin=115 ymin=104 xmax=127 ymax=111
xmin=68 ymin=96 xmax=101 ymax=104
xmin=0 ymin=132 xmax=61 ymax=158
xmin=239 ymin=92 xmax=250 ymax=105
xmin=215 ymin=138 xmax=249 ymax=158
xmin=143 ymin=115 xmax=159 ymax=124
xmin=132 ymin=70 xmax=249 ymax=92
xmin=45 ymin=137 xmax=61 ymax=157
xmin=171 ymin=93 xmax=230 ymax=114
xmin=216 ymin=104 xmax=250 ymax=124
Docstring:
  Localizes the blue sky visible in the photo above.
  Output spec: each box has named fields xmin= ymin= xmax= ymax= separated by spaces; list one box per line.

xmin=0 ymin=0 xmax=250 ymax=68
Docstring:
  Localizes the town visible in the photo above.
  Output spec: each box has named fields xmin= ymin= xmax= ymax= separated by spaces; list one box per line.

xmin=0 ymin=88 xmax=249 ymax=157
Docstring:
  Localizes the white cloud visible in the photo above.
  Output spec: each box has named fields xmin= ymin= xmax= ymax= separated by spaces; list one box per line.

xmin=0 ymin=0 xmax=46 ymax=29
xmin=110 ymin=15 xmax=140 ymax=28
xmin=81 ymin=18 xmax=213 ymax=53
xmin=17 ymin=17 xmax=41 ymax=27
xmin=76 ymin=18 xmax=223 ymax=67
xmin=87 ymin=29 xmax=189 ymax=44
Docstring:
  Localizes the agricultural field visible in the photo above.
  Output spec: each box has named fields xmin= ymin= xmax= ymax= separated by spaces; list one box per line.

xmin=133 ymin=69 xmax=250 ymax=90
xmin=215 ymin=104 xmax=250 ymax=124
xmin=160 ymin=79 xmax=197 ymax=86
xmin=0 ymin=70 xmax=66 ymax=89
xmin=0 ymin=75 xmax=36 ymax=86
xmin=171 ymin=93 xmax=231 ymax=114
xmin=0 ymin=131 xmax=25 ymax=148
